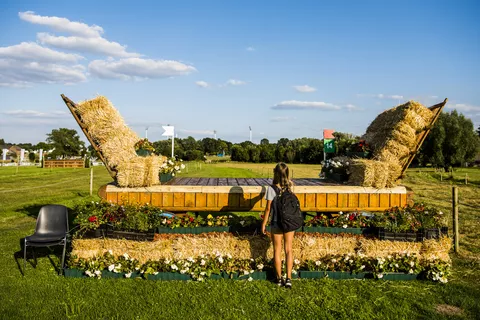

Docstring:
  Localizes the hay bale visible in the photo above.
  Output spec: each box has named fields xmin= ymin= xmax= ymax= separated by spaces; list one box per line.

xmin=116 ymin=156 xmax=161 ymax=187
xmin=359 ymin=238 xmax=423 ymax=258
xmin=421 ymin=236 xmax=451 ymax=262
xmin=75 ymin=96 xmax=166 ymax=187
xmin=348 ymin=159 xmax=389 ymax=188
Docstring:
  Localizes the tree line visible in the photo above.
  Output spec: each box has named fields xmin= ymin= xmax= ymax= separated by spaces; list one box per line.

xmin=1 ymin=111 xmax=479 ymax=167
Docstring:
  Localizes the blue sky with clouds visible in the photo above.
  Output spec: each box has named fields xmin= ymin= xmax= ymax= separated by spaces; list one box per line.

xmin=0 ymin=0 xmax=479 ymax=144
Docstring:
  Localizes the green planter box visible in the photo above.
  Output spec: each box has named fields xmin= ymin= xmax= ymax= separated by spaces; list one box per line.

xmin=64 ymin=268 xmax=85 ymax=278
xmin=146 ymin=272 xmax=192 ymax=281
xmin=160 ymin=173 xmax=173 ymax=183
xmin=106 ymin=230 xmax=155 ymax=241
xmin=302 ymin=226 xmax=365 ymax=234
xmin=156 ymin=226 xmax=230 ymax=234
xmin=325 ymin=172 xmax=348 ymax=183
xmin=136 ymin=149 xmax=152 ymax=157
xmin=299 ymin=271 xmax=370 ymax=279
xmin=380 ymin=273 xmax=419 ymax=281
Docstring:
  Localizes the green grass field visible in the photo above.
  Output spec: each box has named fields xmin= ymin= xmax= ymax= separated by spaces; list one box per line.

xmin=0 ymin=164 xmax=479 ymax=319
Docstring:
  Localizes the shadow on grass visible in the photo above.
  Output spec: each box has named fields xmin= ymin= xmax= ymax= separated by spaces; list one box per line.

xmin=15 ymin=204 xmax=77 ymax=232
xmin=13 ymin=237 xmax=66 ymax=276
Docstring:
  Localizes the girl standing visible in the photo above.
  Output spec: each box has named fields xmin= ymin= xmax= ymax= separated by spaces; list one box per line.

xmin=261 ymin=162 xmax=296 ymax=288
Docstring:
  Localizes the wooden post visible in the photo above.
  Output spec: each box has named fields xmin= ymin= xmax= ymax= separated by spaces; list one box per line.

xmin=452 ymin=186 xmax=459 ymax=253
xmin=465 ymin=173 xmax=468 ymax=185
xmin=90 ymin=167 xmax=93 ymax=196
xmin=16 ymin=161 xmax=19 ymax=174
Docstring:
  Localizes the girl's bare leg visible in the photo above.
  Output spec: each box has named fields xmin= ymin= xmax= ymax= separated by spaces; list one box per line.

xmin=271 ymin=231 xmax=284 ymax=279
xmin=283 ymin=231 xmax=295 ymax=279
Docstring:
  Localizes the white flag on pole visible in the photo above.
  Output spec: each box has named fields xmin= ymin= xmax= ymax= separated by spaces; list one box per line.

xmin=162 ymin=126 xmax=174 ymax=136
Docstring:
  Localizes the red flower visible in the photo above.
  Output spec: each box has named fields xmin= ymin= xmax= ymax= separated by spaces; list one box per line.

xmin=349 ymin=215 xmax=355 ymax=221
xmin=189 ymin=217 xmax=194 ymax=222
xmin=88 ymin=216 xmax=97 ymax=223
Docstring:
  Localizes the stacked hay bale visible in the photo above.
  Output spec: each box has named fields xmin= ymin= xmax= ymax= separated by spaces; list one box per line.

xmin=75 ymin=96 xmax=165 ymax=187
xmin=349 ymin=101 xmax=434 ymax=188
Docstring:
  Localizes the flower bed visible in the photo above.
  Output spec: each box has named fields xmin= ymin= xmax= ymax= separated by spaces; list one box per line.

xmin=157 ymin=226 xmax=229 ymax=234
xmin=66 ymin=251 xmax=449 ymax=283
xmin=302 ymin=226 xmax=366 ymax=235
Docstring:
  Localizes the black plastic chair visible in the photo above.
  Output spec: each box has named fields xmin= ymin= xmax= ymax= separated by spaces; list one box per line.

xmin=24 ymin=205 xmax=69 ymax=274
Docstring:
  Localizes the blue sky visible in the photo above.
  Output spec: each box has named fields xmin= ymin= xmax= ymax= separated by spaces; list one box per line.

xmin=1 ymin=0 xmax=479 ymax=145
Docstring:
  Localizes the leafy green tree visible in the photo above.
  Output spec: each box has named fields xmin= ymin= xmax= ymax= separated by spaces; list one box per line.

xmin=34 ymin=142 xmax=52 ymax=151
xmin=185 ymin=149 xmax=204 ymax=161
xmin=28 ymin=152 xmax=35 ymax=162
xmin=201 ymin=138 xmax=218 ymax=155
xmin=46 ymin=128 xmax=85 ymax=158
xmin=0 ymin=138 xmax=5 ymax=145
xmin=333 ymin=132 xmax=359 ymax=155
xmin=260 ymin=144 xmax=275 ymax=163
xmin=180 ymin=136 xmax=199 ymax=152
xmin=477 ymin=125 xmax=480 ymax=137
xmin=248 ymin=146 xmax=261 ymax=163
xmin=153 ymin=140 xmax=172 ymax=157
xmin=260 ymin=138 xmax=269 ymax=146
xmin=231 ymin=145 xmax=249 ymax=162
xmin=420 ymin=111 xmax=480 ymax=167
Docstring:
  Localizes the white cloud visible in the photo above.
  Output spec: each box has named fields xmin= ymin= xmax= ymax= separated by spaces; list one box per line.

xmin=37 ymin=33 xmax=139 ymax=58
xmin=19 ymin=11 xmax=103 ymax=38
xmin=88 ymin=58 xmax=196 ymax=80
xmin=0 ymin=59 xmax=87 ymax=86
xmin=0 ymin=42 xmax=83 ymax=63
xmin=447 ymin=103 xmax=480 ymax=112
xmin=358 ymin=93 xmax=404 ymax=100
xmin=225 ymin=79 xmax=246 ymax=86
xmin=293 ymin=85 xmax=317 ymax=93
xmin=271 ymin=100 xmax=341 ymax=110
xmin=2 ymin=110 xmax=68 ymax=118
xmin=195 ymin=81 xmax=209 ymax=88
xmin=271 ymin=116 xmax=296 ymax=122
xmin=246 ymin=46 xmax=255 ymax=51
xmin=345 ymin=104 xmax=363 ymax=111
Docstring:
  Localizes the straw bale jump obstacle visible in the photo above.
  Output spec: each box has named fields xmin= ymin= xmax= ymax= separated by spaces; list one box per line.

xmin=61 ymin=94 xmax=447 ymax=213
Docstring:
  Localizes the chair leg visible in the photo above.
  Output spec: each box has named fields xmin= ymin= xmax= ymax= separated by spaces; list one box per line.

xmin=24 ymin=239 xmax=27 ymax=273
xmin=60 ymin=240 xmax=67 ymax=275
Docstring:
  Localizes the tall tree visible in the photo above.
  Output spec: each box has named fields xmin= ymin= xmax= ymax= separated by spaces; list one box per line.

xmin=477 ymin=125 xmax=480 ymax=137
xmin=420 ymin=111 xmax=480 ymax=167
xmin=46 ymin=128 xmax=85 ymax=158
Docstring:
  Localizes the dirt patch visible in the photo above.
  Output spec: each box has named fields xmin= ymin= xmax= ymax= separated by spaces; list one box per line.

xmin=435 ymin=304 xmax=463 ymax=316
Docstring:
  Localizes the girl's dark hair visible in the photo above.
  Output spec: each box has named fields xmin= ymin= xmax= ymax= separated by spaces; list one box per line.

xmin=272 ymin=162 xmax=293 ymax=191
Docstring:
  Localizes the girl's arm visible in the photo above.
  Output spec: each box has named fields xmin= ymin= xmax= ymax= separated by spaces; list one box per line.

xmin=261 ymin=200 xmax=272 ymax=234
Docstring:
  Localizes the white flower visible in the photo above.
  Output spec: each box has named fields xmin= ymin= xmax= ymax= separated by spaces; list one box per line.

xmin=200 ymin=272 xmax=206 ymax=276
xmin=180 ymin=269 xmax=186 ymax=274
xmin=123 ymin=253 xmax=129 ymax=259
xmin=329 ymin=169 xmax=333 ymax=173
xmin=171 ymin=264 xmax=178 ymax=271
xmin=339 ymin=211 xmax=343 ymax=215
xmin=395 ymin=264 xmax=399 ymax=268
xmin=125 ymin=272 xmax=132 ymax=278
xmin=343 ymin=224 xmax=348 ymax=229
xmin=315 ymin=261 xmax=321 ymax=266
xmin=227 ymin=254 xmax=232 ymax=259
xmin=439 ymin=211 xmax=443 ymax=215
xmin=165 ymin=259 xmax=171 ymax=265
xmin=387 ymin=255 xmax=392 ymax=259
xmin=248 ymin=277 xmax=253 ymax=282
xmin=346 ymin=162 xmax=350 ymax=166
xmin=240 ymin=220 xmax=245 ymax=226
xmin=200 ymin=259 xmax=206 ymax=266
xmin=349 ymin=260 xmax=353 ymax=264
xmin=257 ymin=264 xmax=264 ymax=270
xmin=218 ymin=257 xmax=224 ymax=264
xmin=409 ymin=269 xmax=414 ymax=274
xmin=377 ymin=273 xmax=384 ymax=279
xmin=181 ymin=164 xmax=185 ymax=169
xmin=243 ymin=270 xmax=250 ymax=275
xmin=410 ymin=261 xmax=415 ymax=267
xmin=172 ymin=173 xmax=175 ymax=177
xmin=85 ymin=270 xmax=93 ymax=277
xmin=108 ymin=264 xmax=115 ymax=272
xmin=162 ymin=218 xmax=167 ymax=224
xmin=197 ymin=277 xmax=204 ymax=282
xmin=294 ymin=259 xmax=300 ymax=265
xmin=153 ymin=272 xmax=159 ymax=275
xmin=331 ymin=259 xmax=337 ymax=263
xmin=292 ymin=270 xmax=297 ymax=275
xmin=107 ymin=250 xmax=113 ymax=255
xmin=360 ymin=265 xmax=365 ymax=270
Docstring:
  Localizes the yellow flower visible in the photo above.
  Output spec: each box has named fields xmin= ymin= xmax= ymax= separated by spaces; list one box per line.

xmin=207 ymin=214 xmax=213 ymax=219
xmin=207 ymin=221 xmax=213 ymax=226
